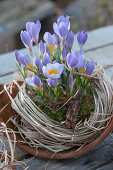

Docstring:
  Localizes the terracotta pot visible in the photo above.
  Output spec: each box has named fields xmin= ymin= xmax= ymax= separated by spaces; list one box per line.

xmin=0 ymin=82 xmax=113 ymax=159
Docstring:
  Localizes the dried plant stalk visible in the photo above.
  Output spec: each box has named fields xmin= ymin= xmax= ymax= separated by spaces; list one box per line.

xmin=0 ymin=123 xmax=28 ymax=169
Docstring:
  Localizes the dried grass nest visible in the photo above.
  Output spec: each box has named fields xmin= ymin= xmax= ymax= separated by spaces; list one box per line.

xmin=4 ymin=65 xmax=113 ymax=153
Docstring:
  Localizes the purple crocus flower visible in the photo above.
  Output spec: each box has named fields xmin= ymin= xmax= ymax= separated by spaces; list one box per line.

xmin=42 ymin=63 xmax=64 ymax=79
xmin=76 ymin=51 xmax=86 ymax=73
xmin=34 ymin=57 xmax=43 ymax=73
xmin=77 ymin=30 xmax=88 ymax=49
xmin=44 ymin=32 xmax=56 ymax=53
xmin=26 ymin=20 xmax=41 ymax=45
xmin=43 ymin=52 xmax=51 ymax=65
xmin=66 ymin=31 xmax=74 ymax=50
xmin=15 ymin=50 xmax=33 ymax=69
xmin=24 ymin=56 xmax=33 ymax=69
xmin=21 ymin=31 xmax=32 ymax=50
xmin=25 ymin=75 xmax=41 ymax=90
xmin=15 ymin=50 xmax=23 ymax=63
xmin=67 ymin=51 xmax=79 ymax=69
xmin=53 ymin=15 xmax=70 ymax=38
xmin=86 ymin=60 xmax=95 ymax=75
xmin=39 ymin=40 xmax=45 ymax=56
xmin=47 ymin=78 xmax=57 ymax=88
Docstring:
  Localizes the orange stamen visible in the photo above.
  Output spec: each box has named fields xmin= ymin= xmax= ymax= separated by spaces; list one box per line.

xmin=78 ymin=68 xmax=85 ymax=73
xmin=48 ymin=69 xmax=58 ymax=75
xmin=48 ymin=44 xmax=54 ymax=53
xmin=28 ymin=63 xmax=33 ymax=69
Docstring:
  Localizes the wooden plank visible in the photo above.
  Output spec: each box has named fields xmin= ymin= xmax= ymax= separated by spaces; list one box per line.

xmin=73 ymin=25 xmax=113 ymax=52
xmin=16 ymin=134 xmax=113 ymax=169
xmin=0 ymin=136 xmax=27 ymax=158
xmin=0 ymin=0 xmax=56 ymax=38
xmin=1 ymin=44 xmax=113 ymax=84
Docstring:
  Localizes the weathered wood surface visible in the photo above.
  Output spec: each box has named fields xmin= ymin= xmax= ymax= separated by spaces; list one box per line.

xmin=0 ymin=25 xmax=113 ymax=169
xmin=0 ymin=0 xmax=56 ymax=38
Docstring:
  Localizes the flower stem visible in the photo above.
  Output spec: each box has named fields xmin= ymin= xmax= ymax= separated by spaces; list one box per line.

xmin=70 ymin=69 xmax=73 ymax=96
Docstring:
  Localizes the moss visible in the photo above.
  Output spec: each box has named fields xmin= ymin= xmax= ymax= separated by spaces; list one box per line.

xmin=32 ymin=85 xmax=95 ymax=123
xmin=78 ymin=85 xmax=95 ymax=117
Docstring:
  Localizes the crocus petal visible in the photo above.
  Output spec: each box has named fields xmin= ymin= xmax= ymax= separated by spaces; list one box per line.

xmin=39 ymin=62 xmax=43 ymax=73
xmin=47 ymin=78 xmax=57 ymax=88
xmin=39 ymin=40 xmax=45 ymax=56
xmin=26 ymin=22 xmax=33 ymax=36
xmin=32 ymin=75 xmax=41 ymax=87
xmin=36 ymin=20 xmax=41 ymax=32
xmin=31 ymin=23 xmax=39 ymax=43
xmin=15 ymin=50 xmax=22 ymax=62
xmin=66 ymin=31 xmax=74 ymax=50
xmin=34 ymin=57 xmax=41 ymax=67
xmin=61 ymin=47 xmax=67 ymax=61
xmin=67 ymin=51 xmax=79 ymax=68
xmin=53 ymin=22 xmax=59 ymax=36
xmin=25 ymin=78 xmax=35 ymax=87
xmin=59 ymin=26 xmax=68 ymax=38
xmin=15 ymin=51 xmax=27 ymax=66
xmin=24 ymin=56 xmax=31 ymax=65
xmin=21 ymin=31 xmax=32 ymax=49
xmin=86 ymin=60 xmax=95 ymax=75
xmin=26 ymin=21 xmax=41 ymax=44
xmin=43 ymin=53 xmax=51 ymax=65
xmin=76 ymin=53 xmax=86 ymax=70
xmin=57 ymin=15 xmax=70 ymax=30
xmin=44 ymin=32 xmax=53 ymax=45
xmin=45 ymin=46 xmax=50 ymax=56
xmin=77 ymin=30 xmax=88 ymax=48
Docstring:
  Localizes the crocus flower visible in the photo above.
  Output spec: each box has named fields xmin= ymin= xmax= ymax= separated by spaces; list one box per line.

xmin=44 ymin=32 xmax=56 ymax=53
xmin=24 ymin=56 xmax=33 ymax=69
xmin=77 ymin=30 xmax=88 ymax=49
xmin=43 ymin=53 xmax=51 ymax=65
xmin=34 ymin=57 xmax=43 ymax=73
xmin=15 ymin=50 xmax=33 ymax=69
xmin=26 ymin=20 xmax=41 ymax=45
xmin=76 ymin=51 xmax=86 ymax=73
xmin=15 ymin=50 xmax=22 ymax=63
xmin=53 ymin=15 xmax=70 ymax=38
xmin=47 ymin=78 xmax=57 ymax=88
xmin=39 ymin=40 xmax=45 ymax=56
xmin=66 ymin=31 xmax=74 ymax=50
xmin=67 ymin=51 xmax=79 ymax=69
xmin=25 ymin=75 xmax=41 ymax=90
xmin=42 ymin=63 xmax=64 ymax=79
xmin=21 ymin=31 xmax=32 ymax=50
xmin=86 ymin=60 xmax=95 ymax=75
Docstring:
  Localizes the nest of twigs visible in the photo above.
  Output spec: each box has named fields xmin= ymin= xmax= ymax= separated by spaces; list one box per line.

xmin=4 ymin=65 xmax=113 ymax=153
